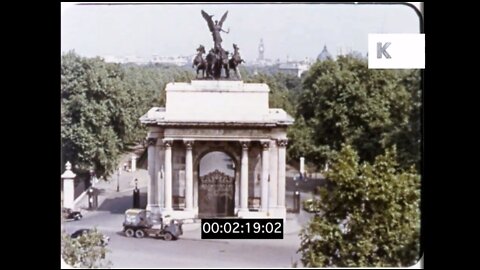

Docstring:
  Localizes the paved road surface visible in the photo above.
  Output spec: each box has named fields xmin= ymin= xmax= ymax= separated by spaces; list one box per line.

xmin=63 ymin=155 xmax=316 ymax=268
xmin=62 ymin=187 xmax=315 ymax=268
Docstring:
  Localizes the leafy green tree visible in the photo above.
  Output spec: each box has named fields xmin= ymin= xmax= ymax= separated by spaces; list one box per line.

xmin=61 ymin=229 xmax=111 ymax=268
xmin=286 ymin=115 xmax=328 ymax=165
xmin=272 ymin=72 xmax=303 ymax=105
xmin=385 ymin=70 xmax=422 ymax=169
xmin=61 ymin=52 xmax=196 ymax=178
xmin=123 ymin=63 xmax=195 ymax=107
xmin=61 ymin=52 xmax=125 ymax=177
xmin=296 ymin=56 xmax=420 ymax=169
xmin=244 ymin=73 xmax=295 ymax=116
xmin=298 ymin=145 xmax=421 ymax=267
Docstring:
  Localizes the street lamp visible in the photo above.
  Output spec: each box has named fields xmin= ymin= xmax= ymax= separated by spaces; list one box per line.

xmin=88 ymin=187 xmax=94 ymax=210
xmin=89 ymin=167 xmax=95 ymax=187
xmin=117 ymin=167 xmax=120 ymax=192
xmin=133 ymin=178 xmax=140 ymax=208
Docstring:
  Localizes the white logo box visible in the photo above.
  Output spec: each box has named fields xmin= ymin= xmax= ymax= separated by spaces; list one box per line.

xmin=368 ymin=33 xmax=425 ymax=69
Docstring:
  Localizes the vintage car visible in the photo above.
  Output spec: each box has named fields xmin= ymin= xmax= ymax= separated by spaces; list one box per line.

xmin=62 ymin=207 xmax=83 ymax=221
xmin=70 ymin=229 xmax=110 ymax=246
xmin=123 ymin=209 xmax=183 ymax=241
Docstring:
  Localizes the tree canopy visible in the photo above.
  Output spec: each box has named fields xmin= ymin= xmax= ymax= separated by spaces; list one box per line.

xmin=61 ymin=51 xmax=194 ymax=178
xmin=244 ymin=72 xmax=299 ymax=116
xmin=61 ymin=53 xmax=421 ymax=176
xmin=290 ymin=56 xmax=421 ymax=170
xmin=298 ymin=145 xmax=421 ymax=267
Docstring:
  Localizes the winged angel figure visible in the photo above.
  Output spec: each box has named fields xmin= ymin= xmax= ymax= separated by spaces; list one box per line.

xmin=201 ymin=10 xmax=229 ymax=51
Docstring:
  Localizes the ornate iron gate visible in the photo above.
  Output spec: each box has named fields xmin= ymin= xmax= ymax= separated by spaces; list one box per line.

xmin=198 ymin=170 xmax=235 ymax=217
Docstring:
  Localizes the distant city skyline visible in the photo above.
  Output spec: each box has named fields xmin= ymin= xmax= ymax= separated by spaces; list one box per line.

xmin=61 ymin=3 xmax=421 ymax=62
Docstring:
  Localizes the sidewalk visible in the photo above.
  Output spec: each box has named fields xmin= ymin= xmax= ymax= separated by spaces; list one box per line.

xmin=74 ymin=151 xmax=149 ymax=211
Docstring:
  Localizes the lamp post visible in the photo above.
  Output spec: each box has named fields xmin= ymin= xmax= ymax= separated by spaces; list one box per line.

xmin=117 ymin=167 xmax=120 ymax=192
xmin=133 ymin=178 xmax=140 ymax=208
xmin=294 ymin=173 xmax=301 ymax=213
xmin=89 ymin=168 xmax=95 ymax=187
xmin=88 ymin=187 xmax=93 ymax=210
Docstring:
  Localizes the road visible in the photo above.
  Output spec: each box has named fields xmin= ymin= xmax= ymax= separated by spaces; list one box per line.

xmin=62 ymin=187 xmax=313 ymax=268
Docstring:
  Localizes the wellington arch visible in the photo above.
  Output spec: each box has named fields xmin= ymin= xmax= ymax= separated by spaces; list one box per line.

xmin=140 ymin=80 xmax=294 ymax=219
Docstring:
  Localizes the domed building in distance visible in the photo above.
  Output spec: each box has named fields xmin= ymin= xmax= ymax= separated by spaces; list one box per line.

xmin=317 ymin=45 xmax=333 ymax=61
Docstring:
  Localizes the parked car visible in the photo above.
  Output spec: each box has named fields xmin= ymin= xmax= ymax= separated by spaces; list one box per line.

xmin=70 ymin=229 xmax=110 ymax=246
xmin=62 ymin=208 xmax=83 ymax=221
xmin=123 ymin=209 xmax=183 ymax=240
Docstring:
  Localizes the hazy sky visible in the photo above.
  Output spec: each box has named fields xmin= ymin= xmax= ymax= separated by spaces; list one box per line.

xmin=61 ymin=3 xmax=421 ymax=62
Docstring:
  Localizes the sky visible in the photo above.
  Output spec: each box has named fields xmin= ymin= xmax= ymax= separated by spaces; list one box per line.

xmin=61 ymin=3 xmax=421 ymax=62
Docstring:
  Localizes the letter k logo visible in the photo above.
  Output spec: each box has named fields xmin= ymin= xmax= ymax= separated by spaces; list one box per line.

xmin=377 ymin=42 xmax=392 ymax=59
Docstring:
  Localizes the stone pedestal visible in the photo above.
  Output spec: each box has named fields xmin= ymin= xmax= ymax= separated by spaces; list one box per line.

xmin=61 ymin=161 xmax=76 ymax=210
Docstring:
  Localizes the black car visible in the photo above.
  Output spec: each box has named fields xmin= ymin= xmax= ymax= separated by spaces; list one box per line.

xmin=62 ymin=208 xmax=82 ymax=221
xmin=70 ymin=229 xmax=110 ymax=246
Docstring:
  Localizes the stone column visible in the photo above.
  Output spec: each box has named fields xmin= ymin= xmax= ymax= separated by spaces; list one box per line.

xmin=147 ymin=138 xmax=157 ymax=210
xmin=240 ymin=141 xmax=249 ymax=211
xmin=269 ymin=140 xmax=278 ymax=208
xmin=184 ymin=140 xmax=194 ymax=211
xmin=277 ymin=139 xmax=288 ymax=207
xmin=193 ymin=173 xmax=198 ymax=209
xmin=156 ymin=140 xmax=165 ymax=209
xmin=163 ymin=139 xmax=173 ymax=211
xmin=158 ymin=165 xmax=164 ymax=208
xmin=61 ymin=161 xmax=76 ymax=209
xmin=131 ymin=155 xmax=137 ymax=172
xmin=261 ymin=140 xmax=270 ymax=211
xmin=235 ymin=170 xmax=240 ymax=209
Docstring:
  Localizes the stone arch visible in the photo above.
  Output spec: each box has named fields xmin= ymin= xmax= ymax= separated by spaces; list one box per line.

xmin=193 ymin=142 xmax=240 ymax=171
xmin=192 ymin=141 xmax=241 ymax=217
xmin=197 ymin=150 xmax=236 ymax=217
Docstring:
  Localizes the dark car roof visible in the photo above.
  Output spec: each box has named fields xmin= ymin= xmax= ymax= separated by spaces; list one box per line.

xmin=71 ymin=229 xmax=91 ymax=238
xmin=70 ymin=229 xmax=109 ymax=246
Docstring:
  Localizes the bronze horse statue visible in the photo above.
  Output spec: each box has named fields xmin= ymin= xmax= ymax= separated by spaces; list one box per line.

xmin=217 ymin=48 xmax=230 ymax=79
xmin=205 ymin=49 xmax=216 ymax=79
xmin=205 ymin=48 xmax=230 ymax=79
xmin=193 ymin=44 xmax=243 ymax=80
xmin=192 ymin=45 xmax=207 ymax=78
xmin=228 ymin=44 xmax=244 ymax=79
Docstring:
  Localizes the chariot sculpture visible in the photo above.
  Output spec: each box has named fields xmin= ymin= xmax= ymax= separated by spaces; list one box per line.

xmin=192 ymin=10 xmax=245 ymax=80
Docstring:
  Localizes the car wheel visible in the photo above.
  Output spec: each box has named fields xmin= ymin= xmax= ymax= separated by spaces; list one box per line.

xmin=125 ymin=228 xmax=134 ymax=238
xmin=135 ymin=229 xmax=145 ymax=238
xmin=163 ymin=232 xmax=173 ymax=241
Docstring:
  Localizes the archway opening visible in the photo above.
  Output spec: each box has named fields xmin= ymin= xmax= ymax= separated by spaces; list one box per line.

xmin=198 ymin=151 xmax=235 ymax=217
